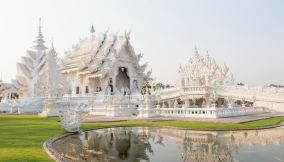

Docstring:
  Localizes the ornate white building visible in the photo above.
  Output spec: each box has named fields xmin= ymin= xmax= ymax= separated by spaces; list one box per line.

xmin=179 ymin=47 xmax=234 ymax=87
xmin=155 ymin=47 xmax=284 ymax=116
xmin=60 ymin=26 xmax=151 ymax=96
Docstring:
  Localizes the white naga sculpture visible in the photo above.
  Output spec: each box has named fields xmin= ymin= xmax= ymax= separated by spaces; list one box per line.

xmin=59 ymin=103 xmax=88 ymax=133
xmin=179 ymin=47 xmax=234 ymax=87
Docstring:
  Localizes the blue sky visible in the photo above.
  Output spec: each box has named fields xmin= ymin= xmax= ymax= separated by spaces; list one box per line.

xmin=0 ymin=0 xmax=283 ymax=85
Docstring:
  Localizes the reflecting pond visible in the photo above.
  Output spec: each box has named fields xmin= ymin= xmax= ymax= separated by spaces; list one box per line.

xmin=52 ymin=126 xmax=284 ymax=162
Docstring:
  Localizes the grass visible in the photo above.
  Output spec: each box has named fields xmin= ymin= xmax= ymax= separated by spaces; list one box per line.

xmin=0 ymin=115 xmax=284 ymax=162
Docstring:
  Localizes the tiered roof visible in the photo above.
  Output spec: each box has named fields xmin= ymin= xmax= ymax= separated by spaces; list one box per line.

xmin=61 ymin=27 xmax=147 ymax=78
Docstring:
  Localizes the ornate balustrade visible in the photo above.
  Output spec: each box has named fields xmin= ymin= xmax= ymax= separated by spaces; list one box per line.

xmin=216 ymin=85 xmax=284 ymax=112
xmin=54 ymin=95 xmax=142 ymax=116
xmin=183 ymin=86 xmax=210 ymax=93
xmin=218 ymin=86 xmax=284 ymax=100
xmin=42 ymin=93 xmax=273 ymax=118
xmin=157 ymin=107 xmax=267 ymax=118
xmin=156 ymin=86 xmax=212 ymax=101
xmin=0 ymin=91 xmax=274 ymax=118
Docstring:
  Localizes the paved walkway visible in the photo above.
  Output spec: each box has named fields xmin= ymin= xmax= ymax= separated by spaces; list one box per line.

xmin=83 ymin=112 xmax=284 ymax=123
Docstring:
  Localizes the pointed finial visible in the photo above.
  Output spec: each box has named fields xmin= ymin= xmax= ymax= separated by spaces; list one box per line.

xmin=51 ymin=38 xmax=54 ymax=49
xmin=48 ymin=39 xmax=57 ymax=56
xmin=33 ymin=17 xmax=47 ymax=51
xmin=38 ymin=17 xmax=42 ymax=34
xmin=90 ymin=24 xmax=95 ymax=34
xmin=125 ymin=30 xmax=131 ymax=39
xmin=194 ymin=45 xmax=199 ymax=55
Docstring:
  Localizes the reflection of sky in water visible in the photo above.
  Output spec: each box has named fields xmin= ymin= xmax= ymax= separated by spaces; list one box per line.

xmin=52 ymin=127 xmax=284 ymax=162
xmin=148 ymin=139 xmax=181 ymax=162
xmin=236 ymin=144 xmax=284 ymax=162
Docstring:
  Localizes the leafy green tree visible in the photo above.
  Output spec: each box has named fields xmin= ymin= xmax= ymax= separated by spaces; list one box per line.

xmin=237 ymin=82 xmax=245 ymax=86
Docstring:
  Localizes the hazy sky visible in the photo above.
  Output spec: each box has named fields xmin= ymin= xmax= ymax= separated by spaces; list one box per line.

xmin=0 ymin=0 xmax=283 ymax=86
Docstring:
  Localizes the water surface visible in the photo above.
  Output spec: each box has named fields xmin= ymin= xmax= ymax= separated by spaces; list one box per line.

xmin=53 ymin=126 xmax=284 ymax=162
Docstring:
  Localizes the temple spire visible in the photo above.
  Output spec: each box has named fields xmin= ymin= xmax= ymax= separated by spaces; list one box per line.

xmin=206 ymin=49 xmax=210 ymax=58
xmin=48 ymin=39 xmax=57 ymax=57
xmin=51 ymin=38 xmax=54 ymax=49
xmin=33 ymin=18 xmax=47 ymax=51
xmin=90 ymin=24 xmax=95 ymax=34
xmin=39 ymin=18 xmax=42 ymax=36
xmin=90 ymin=24 xmax=95 ymax=40
xmin=194 ymin=45 xmax=199 ymax=56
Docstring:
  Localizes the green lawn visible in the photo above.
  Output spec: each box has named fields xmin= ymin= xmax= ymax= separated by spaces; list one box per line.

xmin=0 ymin=114 xmax=284 ymax=162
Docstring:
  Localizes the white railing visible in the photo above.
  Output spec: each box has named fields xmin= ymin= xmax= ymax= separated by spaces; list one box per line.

xmin=0 ymin=97 xmax=44 ymax=114
xmin=54 ymin=95 xmax=143 ymax=116
xmin=157 ymin=107 xmax=267 ymax=118
xmin=218 ymin=85 xmax=284 ymax=101
xmin=0 ymin=93 xmax=271 ymax=118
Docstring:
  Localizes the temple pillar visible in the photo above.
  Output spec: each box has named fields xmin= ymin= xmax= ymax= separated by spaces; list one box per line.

xmin=180 ymin=76 xmax=185 ymax=87
xmin=168 ymin=100 xmax=173 ymax=108
xmin=192 ymin=98 xmax=196 ymax=106
xmin=113 ymin=75 xmax=117 ymax=94
xmin=184 ymin=99 xmax=190 ymax=108
xmin=184 ymin=77 xmax=189 ymax=87
xmin=162 ymin=102 xmax=166 ymax=108
xmin=81 ymin=76 xmax=87 ymax=96
xmin=174 ymin=99 xmax=178 ymax=108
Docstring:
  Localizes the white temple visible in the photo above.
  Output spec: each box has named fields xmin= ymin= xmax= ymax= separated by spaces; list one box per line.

xmin=60 ymin=25 xmax=151 ymax=96
xmin=0 ymin=19 xmax=283 ymax=118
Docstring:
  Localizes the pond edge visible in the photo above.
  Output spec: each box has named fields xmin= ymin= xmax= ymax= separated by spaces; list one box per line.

xmin=44 ymin=121 xmax=284 ymax=162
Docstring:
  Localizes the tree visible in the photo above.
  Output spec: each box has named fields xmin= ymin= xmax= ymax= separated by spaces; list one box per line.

xmin=237 ymin=82 xmax=245 ymax=86
xmin=269 ymin=84 xmax=284 ymax=88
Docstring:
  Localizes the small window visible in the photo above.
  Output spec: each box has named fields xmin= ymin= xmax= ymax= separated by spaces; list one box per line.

xmin=85 ymin=86 xmax=89 ymax=94
xmin=76 ymin=87 xmax=80 ymax=94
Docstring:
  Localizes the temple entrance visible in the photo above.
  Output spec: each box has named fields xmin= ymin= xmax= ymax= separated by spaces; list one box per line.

xmin=115 ymin=67 xmax=130 ymax=94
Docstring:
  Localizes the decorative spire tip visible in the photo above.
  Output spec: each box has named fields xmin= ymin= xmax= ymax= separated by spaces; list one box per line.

xmin=90 ymin=24 xmax=95 ymax=34
xmin=194 ymin=45 xmax=199 ymax=55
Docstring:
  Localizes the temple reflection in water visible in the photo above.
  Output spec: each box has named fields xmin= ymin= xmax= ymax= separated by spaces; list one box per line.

xmin=52 ymin=126 xmax=284 ymax=162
